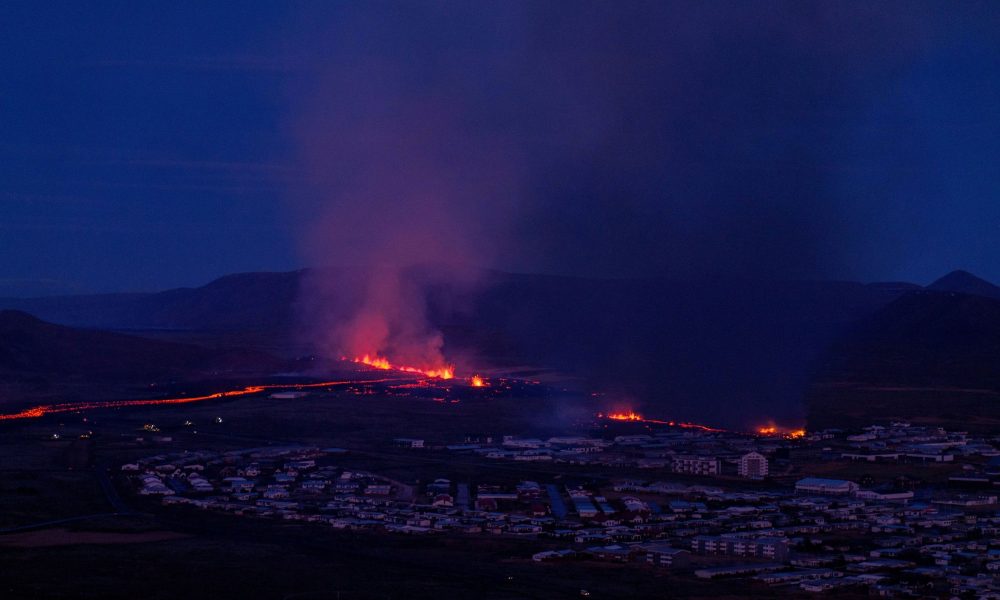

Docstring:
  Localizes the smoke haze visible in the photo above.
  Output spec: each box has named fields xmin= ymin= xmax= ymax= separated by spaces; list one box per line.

xmin=288 ymin=29 xmax=524 ymax=366
xmin=2 ymin=3 xmax=999 ymax=293
xmin=285 ymin=1 xmax=1000 ymax=282
xmin=282 ymin=2 xmax=1000 ymax=375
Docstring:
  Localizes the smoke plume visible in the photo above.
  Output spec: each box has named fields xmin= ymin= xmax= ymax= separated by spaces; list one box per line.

xmin=283 ymin=1 xmax=1000 ymax=371
xmin=287 ymin=37 xmax=523 ymax=367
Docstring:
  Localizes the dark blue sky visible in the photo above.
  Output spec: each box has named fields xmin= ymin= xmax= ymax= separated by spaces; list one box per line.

xmin=1 ymin=2 xmax=999 ymax=294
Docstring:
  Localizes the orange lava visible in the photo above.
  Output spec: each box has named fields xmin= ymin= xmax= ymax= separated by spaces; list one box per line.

xmin=0 ymin=379 xmax=388 ymax=423
xmin=607 ymin=411 xmax=644 ymax=421
xmin=352 ymin=354 xmax=455 ymax=380
xmin=599 ymin=411 xmax=725 ymax=432
xmin=470 ymin=375 xmax=486 ymax=387
xmin=675 ymin=421 xmax=726 ymax=433
xmin=756 ymin=424 xmax=807 ymax=439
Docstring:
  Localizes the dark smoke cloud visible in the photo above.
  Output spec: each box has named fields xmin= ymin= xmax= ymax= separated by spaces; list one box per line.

xmin=283 ymin=1 xmax=1000 ymax=361
xmin=286 ymin=1 xmax=1000 ymax=278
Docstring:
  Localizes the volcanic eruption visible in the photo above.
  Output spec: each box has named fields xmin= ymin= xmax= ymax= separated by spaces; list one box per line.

xmin=353 ymin=353 xmax=455 ymax=380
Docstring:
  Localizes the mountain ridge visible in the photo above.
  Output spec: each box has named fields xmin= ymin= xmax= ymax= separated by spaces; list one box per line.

xmin=2 ymin=268 xmax=994 ymax=427
xmin=807 ymin=288 xmax=1000 ymax=430
xmin=926 ymin=269 xmax=1000 ymax=300
xmin=0 ymin=309 xmax=285 ymax=382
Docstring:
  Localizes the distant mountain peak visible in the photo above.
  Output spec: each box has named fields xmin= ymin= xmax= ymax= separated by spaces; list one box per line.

xmin=927 ymin=270 xmax=1000 ymax=300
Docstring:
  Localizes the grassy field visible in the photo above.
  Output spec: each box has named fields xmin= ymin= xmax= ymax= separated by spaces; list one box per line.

xmin=0 ymin=510 xmax=851 ymax=600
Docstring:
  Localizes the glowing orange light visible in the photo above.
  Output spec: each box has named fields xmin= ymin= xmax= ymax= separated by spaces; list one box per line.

xmin=607 ymin=411 xmax=644 ymax=421
xmin=470 ymin=375 xmax=486 ymax=387
xmin=599 ymin=410 xmax=725 ymax=432
xmin=677 ymin=421 xmax=725 ymax=433
xmin=352 ymin=354 xmax=455 ymax=380
xmin=756 ymin=424 xmax=806 ymax=439
xmin=358 ymin=354 xmax=392 ymax=370
xmin=0 ymin=379 xmax=389 ymax=422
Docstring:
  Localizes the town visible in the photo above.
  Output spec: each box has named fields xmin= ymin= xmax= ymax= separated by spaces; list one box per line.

xmin=123 ymin=417 xmax=1000 ymax=597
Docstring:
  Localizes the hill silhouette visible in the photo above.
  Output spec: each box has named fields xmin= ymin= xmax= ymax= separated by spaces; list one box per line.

xmin=808 ymin=289 xmax=1000 ymax=430
xmin=7 ymin=268 xmax=998 ymax=428
xmin=0 ymin=310 xmax=284 ymax=383
xmin=926 ymin=269 xmax=1000 ymax=300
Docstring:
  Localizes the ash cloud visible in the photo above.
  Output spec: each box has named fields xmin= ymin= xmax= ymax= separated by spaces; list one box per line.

xmin=283 ymin=2 xmax=1000 ymax=366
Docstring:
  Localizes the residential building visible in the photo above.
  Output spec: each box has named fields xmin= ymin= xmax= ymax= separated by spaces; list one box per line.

xmin=639 ymin=543 xmax=691 ymax=568
xmin=692 ymin=535 xmax=790 ymax=561
xmin=739 ymin=452 xmax=768 ymax=479
xmin=672 ymin=455 xmax=720 ymax=476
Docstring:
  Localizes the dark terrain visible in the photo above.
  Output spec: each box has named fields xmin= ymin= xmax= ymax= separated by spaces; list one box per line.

xmin=0 ymin=310 xmax=286 ymax=409
xmin=1 ymin=270 xmax=997 ymax=599
xmin=3 ymin=268 xmax=1000 ymax=429
xmin=808 ymin=271 xmax=1000 ymax=430
xmin=0 ymin=310 xmax=283 ymax=379
xmin=0 ymin=268 xmax=917 ymax=428
xmin=0 ymin=388 xmax=854 ymax=600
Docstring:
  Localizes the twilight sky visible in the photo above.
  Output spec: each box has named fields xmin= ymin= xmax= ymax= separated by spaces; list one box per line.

xmin=1 ymin=2 xmax=999 ymax=295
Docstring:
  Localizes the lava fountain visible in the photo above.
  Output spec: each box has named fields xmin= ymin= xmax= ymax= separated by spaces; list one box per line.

xmin=352 ymin=353 xmax=455 ymax=380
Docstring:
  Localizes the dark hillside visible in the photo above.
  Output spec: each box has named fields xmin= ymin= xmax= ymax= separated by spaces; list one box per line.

xmin=807 ymin=291 xmax=1000 ymax=430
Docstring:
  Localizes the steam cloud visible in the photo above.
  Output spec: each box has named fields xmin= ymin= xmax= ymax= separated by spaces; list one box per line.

xmin=288 ymin=38 xmax=523 ymax=366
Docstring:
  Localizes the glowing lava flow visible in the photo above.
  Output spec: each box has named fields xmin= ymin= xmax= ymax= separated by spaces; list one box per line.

xmin=606 ymin=411 xmax=644 ymax=421
xmin=352 ymin=354 xmax=455 ymax=380
xmin=599 ymin=411 xmax=726 ymax=432
xmin=470 ymin=375 xmax=487 ymax=387
xmin=0 ymin=379 xmax=388 ymax=423
xmin=757 ymin=425 xmax=807 ymax=439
